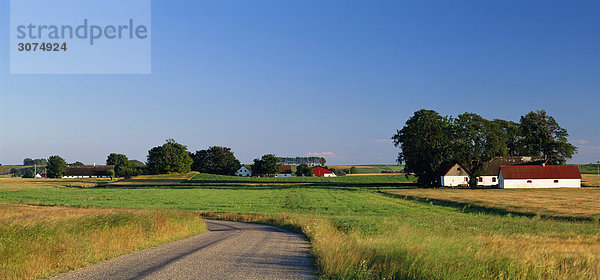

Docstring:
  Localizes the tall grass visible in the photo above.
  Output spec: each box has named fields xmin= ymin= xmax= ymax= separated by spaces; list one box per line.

xmin=0 ymin=204 xmax=207 ymax=280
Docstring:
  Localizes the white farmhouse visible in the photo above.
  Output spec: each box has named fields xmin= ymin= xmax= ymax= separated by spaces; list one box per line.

xmin=440 ymin=163 xmax=470 ymax=187
xmin=499 ymin=165 xmax=581 ymax=188
xmin=440 ymin=156 xmax=545 ymax=187
xmin=235 ymin=165 xmax=252 ymax=177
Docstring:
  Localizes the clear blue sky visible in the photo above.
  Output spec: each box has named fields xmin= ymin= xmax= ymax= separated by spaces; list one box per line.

xmin=1 ymin=0 xmax=599 ymax=165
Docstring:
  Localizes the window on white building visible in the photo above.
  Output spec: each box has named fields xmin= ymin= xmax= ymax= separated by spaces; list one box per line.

xmin=527 ymin=180 xmax=532 ymax=183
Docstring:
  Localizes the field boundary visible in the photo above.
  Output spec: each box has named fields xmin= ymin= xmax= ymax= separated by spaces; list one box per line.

xmin=380 ymin=191 xmax=600 ymax=223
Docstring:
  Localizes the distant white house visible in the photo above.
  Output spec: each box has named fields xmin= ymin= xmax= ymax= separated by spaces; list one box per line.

xmin=276 ymin=165 xmax=293 ymax=177
xmin=440 ymin=164 xmax=470 ymax=187
xmin=235 ymin=165 xmax=252 ymax=177
xmin=499 ymin=165 xmax=581 ymax=188
xmin=440 ymin=156 xmax=546 ymax=187
xmin=34 ymin=173 xmax=46 ymax=179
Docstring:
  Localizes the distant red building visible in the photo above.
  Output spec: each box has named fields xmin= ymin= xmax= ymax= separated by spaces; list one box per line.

xmin=312 ymin=166 xmax=336 ymax=177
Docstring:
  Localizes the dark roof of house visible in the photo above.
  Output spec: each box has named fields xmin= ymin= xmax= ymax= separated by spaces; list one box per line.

xmin=64 ymin=165 xmax=114 ymax=176
xmin=500 ymin=165 xmax=581 ymax=180
xmin=481 ymin=156 xmax=546 ymax=176
xmin=442 ymin=156 xmax=547 ymax=177
xmin=279 ymin=165 xmax=292 ymax=174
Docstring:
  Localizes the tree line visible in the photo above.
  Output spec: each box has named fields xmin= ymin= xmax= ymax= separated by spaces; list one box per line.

xmin=277 ymin=157 xmax=326 ymax=166
xmin=392 ymin=109 xmax=577 ymax=188
xmin=26 ymin=138 xmax=317 ymax=178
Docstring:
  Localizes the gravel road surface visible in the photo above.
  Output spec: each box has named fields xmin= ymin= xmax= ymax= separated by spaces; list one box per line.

xmin=49 ymin=220 xmax=315 ymax=280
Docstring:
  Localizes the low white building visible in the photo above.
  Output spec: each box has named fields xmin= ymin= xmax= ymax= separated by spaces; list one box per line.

xmin=499 ymin=165 xmax=581 ymax=188
xmin=441 ymin=156 xmax=545 ymax=187
xmin=440 ymin=164 xmax=470 ymax=187
xmin=62 ymin=165 xmax=114 ymax=178
xmin=235 ymin=166 xmax=252 ymax=177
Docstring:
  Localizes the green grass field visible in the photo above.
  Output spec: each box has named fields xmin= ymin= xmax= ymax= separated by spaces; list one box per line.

xmin=578 ymin=164 xmax=600 ymax=174
xmin=0 ymin=173 xmax=598 ymax=279
xmin=329 ymin=164 xmax=405 ymax=174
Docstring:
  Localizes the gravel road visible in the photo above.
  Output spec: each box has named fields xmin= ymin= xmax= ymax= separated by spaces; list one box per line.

xmin=49 ymin=220 xmax=316 ymax=280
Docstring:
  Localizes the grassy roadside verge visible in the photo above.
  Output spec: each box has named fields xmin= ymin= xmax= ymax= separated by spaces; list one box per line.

xmin=0 ymin=204 xmax=207 ymax=280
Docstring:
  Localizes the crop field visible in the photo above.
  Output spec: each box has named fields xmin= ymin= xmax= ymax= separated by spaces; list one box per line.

xmin=382 ymin=188 xmax=600 ymax=220
xmin=0 ymin=177 xmax=113 ymax=190
xmin=0 ymin=203 xmax=207 ymax=280
xmin=0 ymin=173 xmax=599 ymax=279
xmin=329 ymin=164 xmax=404 ymax=174
xmin=582 ymin=174 xmax=600 ymax=187
xmin=578 ymin=164 xmax=600 ymax=174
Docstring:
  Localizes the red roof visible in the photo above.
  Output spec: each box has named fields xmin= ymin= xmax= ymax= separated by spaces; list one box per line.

xmin=500 ymin=165 xmax=581 ymax=180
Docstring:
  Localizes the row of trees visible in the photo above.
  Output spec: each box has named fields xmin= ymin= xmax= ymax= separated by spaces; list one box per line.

xmin=23 ymin=158 xmax=47 ymax=166
xmin=393 ymin=109 xmax=577 ymax=188
xmin=15 ymin=139 xmax=331 ymax=179
xmin=277 ymin=157 xmax=326 ymax=166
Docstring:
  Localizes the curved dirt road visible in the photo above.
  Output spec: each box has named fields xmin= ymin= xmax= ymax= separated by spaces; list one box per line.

xmin=49 ymin=220 xmax=315 ymax=280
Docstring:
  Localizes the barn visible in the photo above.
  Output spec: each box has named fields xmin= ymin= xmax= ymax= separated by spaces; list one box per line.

xmin=312 ymin=166 xmax=336 ymax=177
xmin=498 ymin=165 xmax=581 ymax=188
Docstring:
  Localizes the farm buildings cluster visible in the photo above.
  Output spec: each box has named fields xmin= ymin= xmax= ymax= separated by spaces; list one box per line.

xmin=440 ymin=156 xmax=582 ymax=188
xmin=235 ymin=165 xmax=336 ymax=177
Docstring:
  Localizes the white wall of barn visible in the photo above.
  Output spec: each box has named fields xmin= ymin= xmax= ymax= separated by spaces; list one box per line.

xmin=499 ymin=173 xmax=580 ymax=188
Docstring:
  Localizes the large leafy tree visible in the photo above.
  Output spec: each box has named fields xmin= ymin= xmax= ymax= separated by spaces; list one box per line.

xmin=252 ymin=154 xmax=280 ymax=177
xmin=519 ymin=110 xmax=577 ymax=164
xmin=392 ymin=109 xmax=455 ymax=186
xmin=295 ymin=163 xmax=314 ymax=177
xmin=146 ymin=139 xmax=193 ymax=174
xmin=46 ymin=155 xmax=67 ymax=178
xmin=493 ymin=119 xmax=523 ymax=156
xmin=23 ymin=158 xmax=34 ymax=165
xmin=106 ymin=153 xmax=134 ymax=178
xmin=453 ymin=113 xmax=507 ymax=188
xmin=130 ymin=160 xmax=146 ymax=175
xmin=191 ymin=146 xmax=241 ymax=175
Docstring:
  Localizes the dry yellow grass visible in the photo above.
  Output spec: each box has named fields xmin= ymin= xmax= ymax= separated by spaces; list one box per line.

xmin=107 ymin=172 xmax=198 ymax=186
xmin=582 ymin=174 xmax=600 ymax=187
xmin=0 ymin=203 xmax=207 ymax=280
xmin=0 ymin=177 xmax=111 ymax=190
xmin=383 ymin=188 xmax=600 ymax=219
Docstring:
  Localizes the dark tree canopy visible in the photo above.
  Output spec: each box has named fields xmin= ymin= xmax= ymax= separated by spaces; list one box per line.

xmin=191 ymin=146 xmax=241 ymax=176
xmin=392 ymin=109 xmax=456 ymax=186
xmin=453 ymin=113 xmax=507 ymax=188
xmin=70 ymin=161 xmax=85 ymax=166
xmin=106 ymin=153 xmax=134 ymax=178
xmin=252 ymin=154 xmax=280 ymax=177
xmin=519 ymin=110 xmax=576 ymax=164
xmin=295 ymin=163 xmax=314 ymax=177
xmin=24 ymin=158 xmax=47 ymax=166
xmin=277 ymin=157 xmax=326 ymax=165
xmin=130 ymin=160 xmax=146 ymax=175
xmin=46 ymin=155 xmax=67 ymax=178
xmin=146 ymin=139 xmax=193 ymax=174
